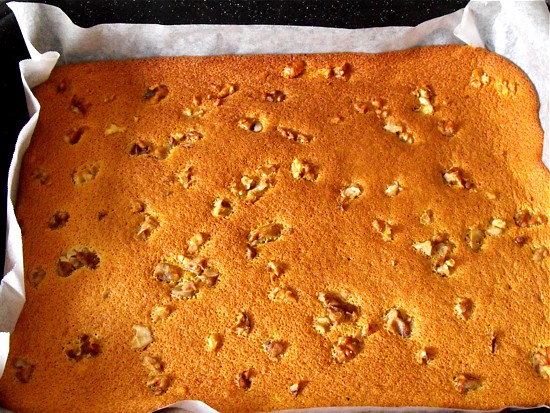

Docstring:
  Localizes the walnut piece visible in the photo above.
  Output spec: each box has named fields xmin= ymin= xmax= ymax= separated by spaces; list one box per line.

xmin=413 ymin=240 xmax=433 ymax=257
xmin=104 ymin=123 xmax=126 ymax=136
xmin=187 ymin=232 xmax=209 ymax=255
xmin=513 ymin=236 xmax=529 ymax=247
xmin=236 ymin=369 xmax=254 ymax=389
xmin=72 ymin=162 xmax=100 ymax=185
xmin=265 ymin=90 xmax=286 ymax=102
xmin=131 ymin=325 xmax=153 ymax=350
xmin=291 ymin=158 xmax=317 ymax=181
xmin=32 ymin=169 xmax=52 ymax=186
xmin=231 ymin=164 xmax=278 ymax=203
xmin=416 ymin=348 xmax=430 ymax=364
xmin=289 ymin=382 xmax=303 ymax=397
xmin=493 ymin=78 xmax=517 ymax=96
xmin=533 ymin=246 xmax=549 ymax=264
xmin=383 ymin=116 xmax=415 ymax=144
xmin=231 ymin=312 xmax=251 ymax=336
xmin=384 ymin=181 xmax=403 ymax=197
xmin=198 ymin=267 xmax=219 ymax=287
xmin=147 ymin=375 xmax=170 ymax=396
xmin=486 ymin=219 xmax=507 ymax=237
xmin=333 ymin=336 xmax=361 ymax=363
xmin=179 ymin=256 xmax=207 ymax=274
xmin=372 ymin=219 xmax=393 ymax=242
xmin=339 ymin=184 xmax=362 ymax=209
xmin=317 ymin=292 xmax=358 ymax=329
xmin=14 ymin=358 xmax=34 ymax=383
xmin=264 ymin=340 xmax=286 ymax=360
xmin=353 ymin=100 xmax=369 ymax=113
xmin=531 ymin=346 xmax=550 ymax=379
xmin=144 ymin=84 xmax=169 ymax=103
xmin=277 ymin=126 xmax=313 ymax=143
xmin=412 ymin=86 xmax=434 ymax=115
xmin=207 ymin=333 xmax=223 ymax=352
xmin=443 ymin=167 xmax=473 ymax=189
xmin=267 ymin=261 xmax=284 ymax=281
xmin=246 ymin=246 xmax=257 ymax=260
xmin=177 ymin=166 xmax=195 ymax=188
xmin=64 ymin=334 xmax=101 ymax=361
xmin=333 ymin=63 xmax=351 ymax=81
xmin=385 ymin=308 xmax=412 ymax=338
xmin=64 ymin=126 xmax=87 ymax=145
xmin=238 ymin=117 xmax=263 ymax=132
xmin=153 ymin=262 xmax=183 ymax=283
xmin=129 ymin=139 xmax=151 ymax=156
xmin=470 ymin=69 xmax=490 ymax=88
xmin=143 ymin=356 xmax=164 ymax=374
xmin=455 ymin=297 xmax=473 ymax=320
xmin=212 ymin=198 xmax=232 ymax=217
xmin=454 ymin=374 xmax=482 ymax=393
xmin=514 ymin=210 xmax=548 ymax=228
xmin=170 ymin=130 xmax=204 ymax=148
xmin=438 ymin=119 xmax=458 ymax=136
xmin=170 ymin=280 xmax=198 ymax=300
xmin=28 ymin=267 xmax=46 ymax=288
xmin=281 ymin=60 xmax=306 ymax=79
xmin=70 ymin=95 xmax=90 ymax=115
xmin=465 ymin=227 xmax=485 ymax=252
xmin=248 ymin=223 xmax=283 ymax=247
xmin=49 ymin=210 xmax=69 ymax=230
xmin=420 ymin=209 xmax=433 ymax=225
xmin=137 ymin=213 xmax=159 ymax=241
xmin=150 ymin=305 xmax=173 ymax=323
xmin=57 ymin=248 xmax=100 ymax=277
xmin=415 ymin=233 xmax=456 ymax=276
xmin=268 ymin=286 xmax=297 ymax=303
xmin=182 ymin=107 xmax=206 ymax=118
xmin=314 ymin=317 xmax=332 ymax=335
xmin=214 ymin=83 xmax=237 ymax=99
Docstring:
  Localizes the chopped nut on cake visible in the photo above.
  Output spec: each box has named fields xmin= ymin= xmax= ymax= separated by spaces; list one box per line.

xmin=57 ymin=248 xmax=100 ymax=277
xmin=146 ymin=375 xmax=170 ymax=396
xmin=281 ymin=60 xmax=306 ymax=78
xmin=385 ymin=308 xmax=412 ymax=338
xmin=231 ymin=312 xmax=252 ymax=336
xmin=150 ymin=305 xmax=173 ymax=323
xmin=206 ymin=333 xmax=223 ymax=352
xmin=64 ymin=334 xmax=101 ymax=361
xmin=264 ymin=340 xmax=286 ymax=360
xmin=144 ymin=84 xmax=169 ymax=103
xmin=248 ymin=223 xmax=283 ymax=247
xmin=454 ymin=298 xmax=473 ymax=320
xmin=531 ymin=346 xmax=550 ymax=379
xmin=333 ymin=336 xmax=361 ymax=363
xmin=13 ymin=358 xmax=34 ymax=383
xmin=454 ymin=374 xmax=482 ymax=393
xmin=236 ymin=369 xmax=254 ymax=389
xmin=290 ymin=158 xmax=317 ymax=181
xmin=131 ymin=326 xmax=153 ymax=350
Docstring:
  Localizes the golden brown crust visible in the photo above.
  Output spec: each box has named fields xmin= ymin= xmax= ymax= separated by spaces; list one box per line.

xmin=0 ymin=45 xmax=549 ymax=413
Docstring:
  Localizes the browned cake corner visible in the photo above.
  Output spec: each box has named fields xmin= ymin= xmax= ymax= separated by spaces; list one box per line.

xmin=0 ymin=45 xmax=548 ymax=413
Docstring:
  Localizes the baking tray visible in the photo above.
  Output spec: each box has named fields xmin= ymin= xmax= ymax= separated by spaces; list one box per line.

xmin=0 ymin=1 xmax=548 ymax=412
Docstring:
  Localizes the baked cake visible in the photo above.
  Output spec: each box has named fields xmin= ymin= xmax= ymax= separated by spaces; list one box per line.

xmin=0 ymin=45 xmax=549 ymax=413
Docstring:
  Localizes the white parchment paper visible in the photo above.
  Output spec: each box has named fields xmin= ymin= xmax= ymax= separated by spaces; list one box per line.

xmin=1 ymin=1 xmax=549 ymax=412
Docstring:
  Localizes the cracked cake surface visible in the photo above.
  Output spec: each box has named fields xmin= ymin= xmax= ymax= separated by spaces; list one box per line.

xmin=0 ymin=45 xmax=549 ymax=413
